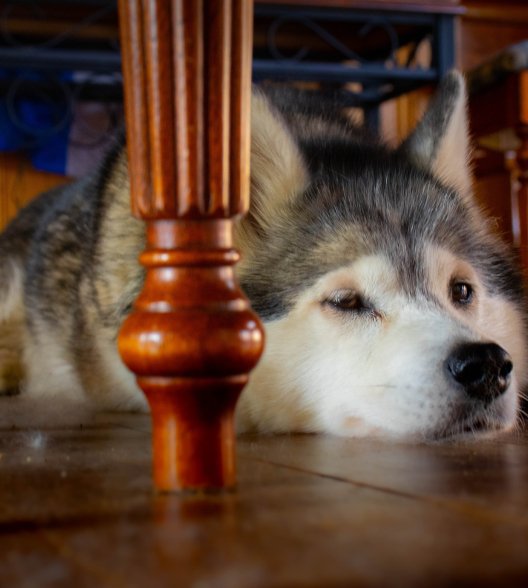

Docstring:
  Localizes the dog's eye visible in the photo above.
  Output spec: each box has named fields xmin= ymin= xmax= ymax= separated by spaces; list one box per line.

xmin=325 ymin=290 xmax=366 ymax=312
xmin=451 ymin=281 xmax=473 ymax=305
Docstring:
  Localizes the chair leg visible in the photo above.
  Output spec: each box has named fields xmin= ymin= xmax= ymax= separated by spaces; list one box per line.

xmin=117 ymin=0 xmax=264 ymax=492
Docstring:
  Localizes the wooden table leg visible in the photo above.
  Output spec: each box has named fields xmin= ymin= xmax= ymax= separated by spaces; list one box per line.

xmin=117 ymin=0 xmax=264 ymax=492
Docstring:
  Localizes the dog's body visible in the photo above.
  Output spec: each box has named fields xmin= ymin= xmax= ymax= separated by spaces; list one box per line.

xmin=0 ymin=72 xmax=526 ymax=438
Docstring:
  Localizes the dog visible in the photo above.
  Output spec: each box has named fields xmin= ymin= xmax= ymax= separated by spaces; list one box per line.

xmin=0 ymin=71 xmax=526 ymax=439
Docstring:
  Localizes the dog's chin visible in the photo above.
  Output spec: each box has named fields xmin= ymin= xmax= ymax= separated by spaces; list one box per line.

xmin=334 ymin=410 xmax=511 ymax=441
xmin=426 ymin=409 xmax=513 ymax=441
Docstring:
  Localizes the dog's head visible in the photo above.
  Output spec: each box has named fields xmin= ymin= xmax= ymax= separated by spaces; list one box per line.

xmin=235 ymin=72 xmax=527 ymax=440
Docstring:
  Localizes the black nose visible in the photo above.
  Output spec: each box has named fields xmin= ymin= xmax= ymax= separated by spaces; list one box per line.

xmin=446 ymin=343 xmax=513 ymax=402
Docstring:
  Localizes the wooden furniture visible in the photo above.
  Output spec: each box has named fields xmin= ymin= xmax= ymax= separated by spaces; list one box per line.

xmin=3 ymin=0 xmax=525 ymax=494
xmin=252 ymin=0 xmax=460 ymax=129
xmin=380 ymin=1 xmax=528 ymax=144
xmin=459 ymin=3 xmax=528 ymax=262
xmin=2 ymin=414 xmax=528 ymax=584
xmin=112 ymin=0 xmax=459 ymax=493
xmin=117 ymin=0 xmax=264 ymax=492
xmin=0 ymin=0 xmax=462 ymax=231
xmin=458 ymin=0 xmax=528 ymax=71
xmin=0 ymin=0 xmax=460 ymax=493
xmin=468 ymin=48 xmax=528 ymax=268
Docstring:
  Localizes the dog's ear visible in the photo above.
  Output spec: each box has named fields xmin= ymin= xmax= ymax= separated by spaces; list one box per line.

xmin=236 ymin=90 xmax=309 ymax=254
xmin=400 ymin=71 xmax=471 ymax=195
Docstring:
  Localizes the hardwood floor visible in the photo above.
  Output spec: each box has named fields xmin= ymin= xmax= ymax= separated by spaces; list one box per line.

xmin=1 ymin=415 xmax=528 ymax=587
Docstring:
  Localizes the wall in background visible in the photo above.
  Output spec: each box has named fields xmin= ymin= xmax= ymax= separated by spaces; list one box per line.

xmin=0 ymin=152 xmax=67 ymax=230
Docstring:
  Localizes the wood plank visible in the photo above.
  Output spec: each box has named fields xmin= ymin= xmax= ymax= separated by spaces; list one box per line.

xmin=1 ymin=416 xmax=528 ymax=585
xmin=241 ymin=429 xmax=528 ymax=523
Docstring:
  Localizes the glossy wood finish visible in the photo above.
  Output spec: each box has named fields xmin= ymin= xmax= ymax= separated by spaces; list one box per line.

xmin=3 ymin=416 xmax=528 ymax=586
xmin=459 ymin=1 xmax=528 ymax=71
xmin=516 ymin=123 xmax=528 ymax=269
xmin=117 ymin=0 xmax=264 ymax=491
xmin=469 ymin=70 xmax=528 ymax=270
xmin=473 ymin=149 xmax=515 ymax=241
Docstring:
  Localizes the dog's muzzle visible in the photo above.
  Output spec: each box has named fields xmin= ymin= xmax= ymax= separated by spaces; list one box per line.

xmin=446 ymin=342 xmax=513 ymax=403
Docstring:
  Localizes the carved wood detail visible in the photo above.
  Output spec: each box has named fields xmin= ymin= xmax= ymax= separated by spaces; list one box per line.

xmin=117 ymin=0 xmax=264 ymax=492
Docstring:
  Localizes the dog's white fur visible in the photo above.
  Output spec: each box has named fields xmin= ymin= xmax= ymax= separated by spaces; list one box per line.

xmin=237 ymin=249 xmax=524 ymax=437
xmin=235 ymin=75 xmax=527 ymax=438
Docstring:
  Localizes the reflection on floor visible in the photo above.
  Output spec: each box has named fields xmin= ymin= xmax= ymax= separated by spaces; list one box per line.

xmin=2 ymin=414 xmax=528 ymax=586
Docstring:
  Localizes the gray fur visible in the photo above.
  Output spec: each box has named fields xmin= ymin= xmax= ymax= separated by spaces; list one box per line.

xmin=400 ymin=71 xmax=461 ymax=170
xmin=241 ymin=81 xmax=523 ymax=320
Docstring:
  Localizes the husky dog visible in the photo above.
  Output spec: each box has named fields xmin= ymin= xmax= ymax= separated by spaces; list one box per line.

xmin=0 ymin=72 xmax=526 ymax=438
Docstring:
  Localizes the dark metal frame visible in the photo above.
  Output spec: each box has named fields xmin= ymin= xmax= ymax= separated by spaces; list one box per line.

xmin=253 ymin=5 xmax=454 ymax=127
xmin=0 ymin=1 xmax=455 ymax=134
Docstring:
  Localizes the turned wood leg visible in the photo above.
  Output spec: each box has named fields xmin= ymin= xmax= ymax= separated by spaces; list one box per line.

xmin=117 ymin=0 xmax=264 ymax=491
xmin=515 ymin=124 xmax=528 ymax=273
